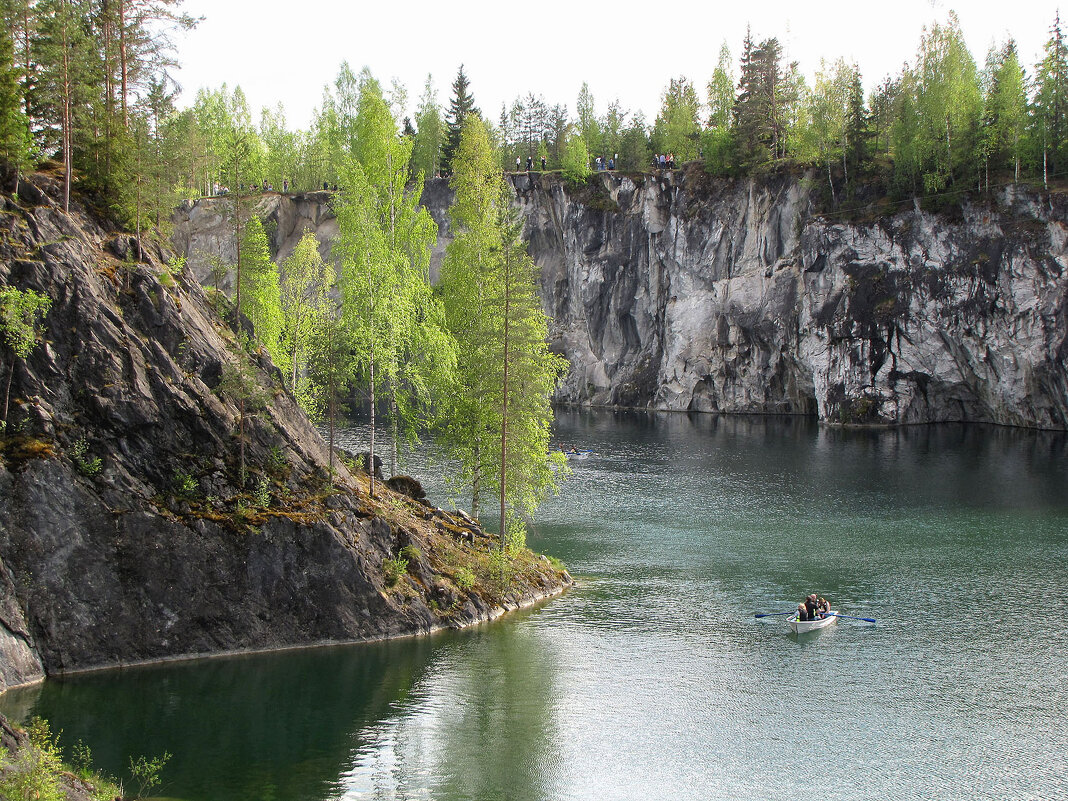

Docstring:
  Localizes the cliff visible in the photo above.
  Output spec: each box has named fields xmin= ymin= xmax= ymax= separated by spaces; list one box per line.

xmin=170 ymin=171 xmax=1068 ymax=430
xmin=0 ymin=172 xmax=569 ymax=694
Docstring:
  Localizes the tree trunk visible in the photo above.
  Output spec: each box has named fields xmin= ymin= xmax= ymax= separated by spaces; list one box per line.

xmin=60 ymin=0 xmax=71 ymax=214
xmin=368 ymin=349 xmax=375 ymax=498
xmin=499 ymin=256 xmax=510 ymax=549
xmin=118 ymin=0 xmax=128 ymax=129
xmin=2 ymin=361 xmax=14 ymax=426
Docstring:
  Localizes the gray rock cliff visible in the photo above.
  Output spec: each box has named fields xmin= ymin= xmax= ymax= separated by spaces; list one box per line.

xmin=171 ymin=171 xmax=1068 ymax=430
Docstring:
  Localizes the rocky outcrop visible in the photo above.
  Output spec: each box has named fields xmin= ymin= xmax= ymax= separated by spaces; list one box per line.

xmin=171 ymin=170 xmax=1068 ymax=430
xmin=509 ymin=170 xmax=1068 ymax=429
xmin=0 ymin=173 xmax=569 ymax=693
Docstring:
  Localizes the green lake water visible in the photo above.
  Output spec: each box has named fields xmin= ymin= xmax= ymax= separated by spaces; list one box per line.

xmin=3 ymin=411 xmax=1067 ymax=800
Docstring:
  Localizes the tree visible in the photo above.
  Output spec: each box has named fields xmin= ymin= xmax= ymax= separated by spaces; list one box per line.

xmin=279 ymin=230 xmax=330 ymax=409
xmin=707 ymin=43 xmax=734 ymax=130
xmin=733 ymin=31 xmax=790 ymax=165
xmin=980 ymin=40 xmax=1027 ymax=187
xmin=35 ymin=0 xmax=94 ymax=212
xmin=575 ymin=81 xmax=600 ymax=157
xmin=239 ymin=215 xmax=284 ymax=368
xmin=806 ymin=58 xmax=852 ymax=203
xmin=561 ymin=128 xmax=591 ymax=183
xmin=0 ymin=19 xmax=31 ymax=191
xmin=438 ymin=116 xmax=567 ymax=541
xmin=412 ymin=74 xmax=444 ymax=179
xmin=912 ymin=12 xmax=982 ymax=193
xmin=441 ymin=64 xmax=478 ymax=174
xmin=1031 ymin=13 xmax=1068 ymax=186
xmin=652 ymin=76 xmax=702 ymax=162
xmin=336 ymin=79 xmax=453 ymax=485
xmin=0 ymin=286 xmax=50 ymax=429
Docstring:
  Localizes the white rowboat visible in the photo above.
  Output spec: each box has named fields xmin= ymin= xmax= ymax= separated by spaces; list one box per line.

xmin=789 ymin=611 xmax=838 ymax=634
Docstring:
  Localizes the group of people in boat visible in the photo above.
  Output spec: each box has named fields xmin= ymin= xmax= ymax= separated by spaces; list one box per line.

xmin=796 ymin=593 xmax=830 ymax=621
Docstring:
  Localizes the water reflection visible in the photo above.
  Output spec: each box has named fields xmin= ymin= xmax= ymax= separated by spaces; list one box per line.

xmin=3 ymin=411 xmax=1067 ymax=800
xmin=1 ymin=638 xmax=442 ymax=800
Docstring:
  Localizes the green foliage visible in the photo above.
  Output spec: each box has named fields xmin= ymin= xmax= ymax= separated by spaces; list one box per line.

xmin=128 ymin=751 xmax=171 ymax=799
xmin=279 ymin=230 xmax=331 ymax=408
xmin=561 ymin=130 xmax=591 ymax=183
xmin=453 ymin=566 xmax=476 ymax=590
xmin=239 ymin=215 xmax=285 ymax=367
xmin=382 ymin=554 xmax=409 ymax=586
xmin=70 ymin=437 xmax=102 ymax=476
xmin=335 ymin=75 xmax=455 ymax=478
xmin=173 ymin=469 xmax=198 ymax=497
xmin=253 ymin=475 xmax=270 ymax=508
xmin=0 ymin=286 xmax=50 ymax=360
xmin=652 ymin=76 xmax=702 ymax=162
xmin=398 ymin=544 xmax=421 ymax=569
xmin=438 ymin=117 xmax=570 ymax=535
xmin=0 ymin=717 xmax=64 ymax=801
xmin=412 ymin=74 xmax=444 ymax=179
xmin=441 ymin=64 xmax=479 ymax=174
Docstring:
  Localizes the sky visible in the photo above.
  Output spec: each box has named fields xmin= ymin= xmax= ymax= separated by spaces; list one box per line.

xmin=172 ymin=1 xmax=1062 ymax=130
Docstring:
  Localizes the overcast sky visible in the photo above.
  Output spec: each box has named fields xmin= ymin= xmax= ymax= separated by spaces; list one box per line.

xmin=172 ymin=1 xmax=1063 ymax=130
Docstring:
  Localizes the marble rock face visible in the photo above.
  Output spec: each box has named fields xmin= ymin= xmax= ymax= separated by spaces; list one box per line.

xmin=173 ymin=174 xmax=1068 ymax=429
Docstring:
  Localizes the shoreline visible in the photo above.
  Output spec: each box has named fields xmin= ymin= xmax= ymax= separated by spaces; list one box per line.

xmin=0 ymin=578 xmax=572 ymax=695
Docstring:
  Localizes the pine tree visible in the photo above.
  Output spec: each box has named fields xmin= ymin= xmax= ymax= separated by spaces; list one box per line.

xmin=441 ymin=64 xmax=478 ymax=174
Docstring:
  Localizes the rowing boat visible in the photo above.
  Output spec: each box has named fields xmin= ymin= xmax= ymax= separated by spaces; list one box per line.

xmin=789 ymin=611 xmax=838 ymax=634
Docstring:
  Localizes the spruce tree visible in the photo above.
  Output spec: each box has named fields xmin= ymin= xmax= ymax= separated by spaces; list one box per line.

xmin=441 ymin=64 xmax=478 ymax=174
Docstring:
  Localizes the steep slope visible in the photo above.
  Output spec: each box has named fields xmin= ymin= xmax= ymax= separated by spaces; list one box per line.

xmin=0 ymin=172 xmax=569 ymax=693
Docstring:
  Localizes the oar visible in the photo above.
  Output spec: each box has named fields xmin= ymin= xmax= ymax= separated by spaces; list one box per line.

xmin=754 ymin=611 xmax=795 ymax=618
xmin=826 ymin=613 xmax=876 ymax=623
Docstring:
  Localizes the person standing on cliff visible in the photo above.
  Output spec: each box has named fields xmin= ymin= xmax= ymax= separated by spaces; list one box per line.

xmin=516 ymin=156 xmax=521 ymax=172
xmin=526 ymin=155 xmax=533 ymax=171
xmin=541 ymin=156 xmax=546 ymax=170
xmin=283 ymin=179 xmax=289 ymax=193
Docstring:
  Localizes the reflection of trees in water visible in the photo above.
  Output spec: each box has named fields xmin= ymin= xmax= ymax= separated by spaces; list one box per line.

xmin=342 ymin=623 xmax=562 ymax=801
xmin=5 ymin=637 xmax=438 ymax=801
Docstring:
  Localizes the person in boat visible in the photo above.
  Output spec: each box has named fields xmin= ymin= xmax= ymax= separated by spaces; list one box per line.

xmin=818 ymin=597 xmax=830 ymax=618
xmin=804 ymin=593 xmax=819 ymax=621
xmin=796 ymin=602 xmax=809 ymax=621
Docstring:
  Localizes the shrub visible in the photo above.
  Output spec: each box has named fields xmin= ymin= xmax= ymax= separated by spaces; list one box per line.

xmin=398 ymin=544 xmax=421 ymax=564
xmin=173 ymin=470 xmax=198 ymax=498
xmin=129 ymin=751 xmax=171 ymax=799
xmin=70 ymin=438 xmax=102 ymax=477
xmin=382 ymin=555 xmax=408 ymax=586
xmin=0 ymin=717 xmax=64 ymax=801
xmin=453 ymin=566 xmax=476 ymax=591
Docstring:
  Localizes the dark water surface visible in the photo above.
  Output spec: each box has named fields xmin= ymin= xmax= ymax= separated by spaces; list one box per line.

xmin=4 ymin=412 xmax=1068 ymax=800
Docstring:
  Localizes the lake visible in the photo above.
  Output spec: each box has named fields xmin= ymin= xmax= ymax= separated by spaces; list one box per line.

xmin=3 ymin=411 xmax=1067 ymax=800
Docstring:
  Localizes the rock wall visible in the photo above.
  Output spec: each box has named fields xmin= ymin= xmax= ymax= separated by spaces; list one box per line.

xmin=0 ymin=174 xmax=567 ymax=693
xmin=172 ymin=171 xmax=1068 ymax=430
